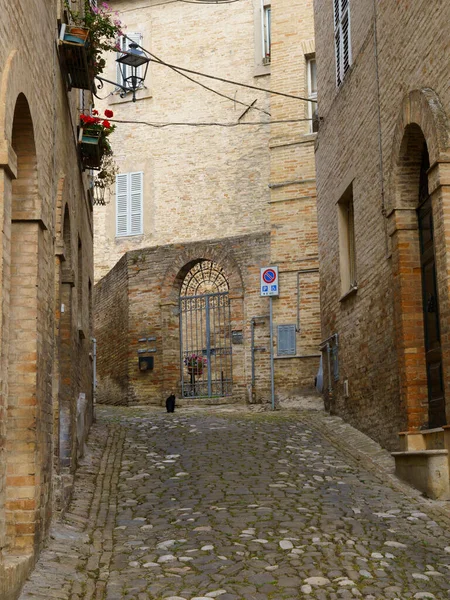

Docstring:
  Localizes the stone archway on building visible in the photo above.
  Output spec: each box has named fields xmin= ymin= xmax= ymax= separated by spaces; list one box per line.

xmin=388 ymin=89 xmax=450 ymax=431
xmin=179 ymin=260 xmax=232 ymax=399
xmin=160 ymin=243 xmax=246 ymax=403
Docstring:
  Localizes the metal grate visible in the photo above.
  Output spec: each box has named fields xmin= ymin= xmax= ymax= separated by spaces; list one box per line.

xmin=180 ymin=262 xmax=232 ymax=399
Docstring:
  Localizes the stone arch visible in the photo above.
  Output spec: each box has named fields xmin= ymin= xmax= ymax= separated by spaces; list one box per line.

xmin=388 ymin=88 xmax=449 ymax=214
xmin=159 ymin=242 xmax=246 ymax=402
xmin=160 ymin=242 xmax=244 ymax=305
xmin=388 ymin=89 xmax=450 ymax=431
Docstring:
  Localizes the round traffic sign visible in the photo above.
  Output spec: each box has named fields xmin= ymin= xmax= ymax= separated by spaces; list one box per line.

xmin=262 ymin=268 xmax=277 ymax=284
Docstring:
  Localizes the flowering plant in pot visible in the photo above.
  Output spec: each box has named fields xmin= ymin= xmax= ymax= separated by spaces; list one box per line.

xmin=79 ymin=109 xmax=116 ymax=169
xmin=65 ymin=0 xmax=125 ymax=76
xmin=92 ymin=153 xmax=118 ymax=205
xmin=184 ymin=354 xmax=208 ymax=375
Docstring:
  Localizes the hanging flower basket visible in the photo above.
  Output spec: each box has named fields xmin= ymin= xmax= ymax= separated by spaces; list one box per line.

xmin=78 ymin=111 xmax=116 ymax=170
xmin=61 ymin=0 xmax=126 ymax=89
xmin=59 ymin=24 xmax=95 ymax=91
xmin=79 ymin=127 xmax=103 ymax=168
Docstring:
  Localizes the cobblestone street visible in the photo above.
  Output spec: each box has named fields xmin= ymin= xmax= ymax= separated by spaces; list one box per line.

xmin=20 ymin=407 xmax=450 ymax=600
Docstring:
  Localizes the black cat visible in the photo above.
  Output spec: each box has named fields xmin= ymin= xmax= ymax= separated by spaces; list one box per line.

xmin=166 ymin=394 xmax=176 ymax=413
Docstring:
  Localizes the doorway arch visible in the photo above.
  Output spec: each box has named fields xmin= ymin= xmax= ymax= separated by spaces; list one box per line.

xmin=179 ymin=260 xmax=233 ymax=398
xmin=389 ymin=89 xmax=450 ymax=431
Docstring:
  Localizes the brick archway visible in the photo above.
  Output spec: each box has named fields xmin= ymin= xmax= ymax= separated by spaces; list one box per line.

xmin=160 ymin=243 xmax=245 ymax=402
xmin=388 ymin=89 xmax=450 ymax=431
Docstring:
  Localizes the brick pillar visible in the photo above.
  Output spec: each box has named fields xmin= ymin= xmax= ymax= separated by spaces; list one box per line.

xmin=0 ymin=159 xmax=15 ymax=557
xmin=389 ymin=209 xmax=428 ymax=430
xmin=6 ymin=221 xmax=40 ymax=553
xmin=230 ymin=294 xmax=245 ymax=401
xmin=161 ymin=300 xmax=181 ymax=400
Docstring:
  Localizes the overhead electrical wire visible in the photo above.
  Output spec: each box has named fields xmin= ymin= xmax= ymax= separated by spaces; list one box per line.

xmin=120 ymin=0 xmax=241 ymax=13
xmin=149 ymin=51 xmax=270 ymax=116
xmin=146 ymin=57 xmax=315 ymax=102
xmin=123 ymin=35 xmax=315 ymax=104
xmin=109 ymin=118 xmax=311 ymax=128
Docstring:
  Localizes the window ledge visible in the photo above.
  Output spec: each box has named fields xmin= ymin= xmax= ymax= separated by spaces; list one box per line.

xmin=274 ymin=353 xmax=322 ymax=360
xmin=109 ymin=88 xmax=152 ymax=105
xmin=302 ymin=132 xmax=317 ymax=143
xmin=339 ymin=285 xmax=358 ymax=303
xmin=254 ymin=65 xmax=271 ymax=78
xmin=115 ymin=233 xmax=144 ymax=240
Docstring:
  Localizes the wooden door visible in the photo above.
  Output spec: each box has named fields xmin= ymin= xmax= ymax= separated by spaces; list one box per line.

xmin=418 ymin=154 xmax=446 ymax=428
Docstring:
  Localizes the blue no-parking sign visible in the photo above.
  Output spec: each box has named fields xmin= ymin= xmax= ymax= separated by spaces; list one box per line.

xmin=260 ymin=266 xmax=279 ymax=297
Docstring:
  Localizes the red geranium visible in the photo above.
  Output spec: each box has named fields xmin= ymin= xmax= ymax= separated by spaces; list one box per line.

xmin=104 ymin=109 xmax=114 ymax=118
xmin=102 ymin=120 xmax=112 ymax=129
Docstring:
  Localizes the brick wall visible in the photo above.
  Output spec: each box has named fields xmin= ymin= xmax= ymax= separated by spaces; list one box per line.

xmin=0 ymin=1 xmax=95 ymax=597
xmin=94 ymin=255 xmax=129 ymax=403
xmin=95 ymin=233 xmax=291 ymax=406
xmin=93 ymin=0 xmax=271 ymax=281
xmin=313 ymin=0 xmax=450 ymax=449
xmin=269 ymin=0 xmax=321 ymax=395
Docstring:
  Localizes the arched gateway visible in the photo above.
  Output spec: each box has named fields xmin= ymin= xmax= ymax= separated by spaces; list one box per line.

xmin=179 ymin=260 xmax=233 ymax=398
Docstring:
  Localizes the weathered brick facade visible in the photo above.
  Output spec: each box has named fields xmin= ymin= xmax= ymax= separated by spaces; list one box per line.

xmin=269 ymin=0 xmax=321 ymax=396
xmin=313 ymin=0 xmax=450 ymax=450
xmin=0 ymin=2 xmax=94 ymax=597
xmin=94 ymin=0 xmax=321 ymax=405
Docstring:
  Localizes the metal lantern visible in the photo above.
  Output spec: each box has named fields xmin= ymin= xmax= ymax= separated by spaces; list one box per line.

xmin=116 ymin=42 xmax=151 ymax=102
xmin=92 ymin=179 xmax=107 ymax=206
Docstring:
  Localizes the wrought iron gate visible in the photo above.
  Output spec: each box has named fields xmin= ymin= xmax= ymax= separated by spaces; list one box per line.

xmin=180 ymin=291 xmax=233 ymax=398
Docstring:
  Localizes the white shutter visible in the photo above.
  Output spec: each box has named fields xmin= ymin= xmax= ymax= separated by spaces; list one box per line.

xmin=116 ymin=174 xmax=129 ymax=236
xmin=130 ymin=172 xmax=143 ymax=235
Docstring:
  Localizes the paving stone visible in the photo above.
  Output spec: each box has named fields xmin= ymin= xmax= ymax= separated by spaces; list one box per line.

xmin=17 ymin=406 xmax=450 ymax=600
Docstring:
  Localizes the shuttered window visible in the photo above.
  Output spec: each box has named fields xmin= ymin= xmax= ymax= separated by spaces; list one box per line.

xmin=117 ymin=33 xmax=144 ymax=89
xmin=334 ymin=0 xmax=351 ymax=86
xmin=116 ymin=172 xmax=143 ymax=237
xmin=261 ymin=1 xmax=271 ymax=64
xmin=277 ymin=325 xmax=296 ymax=356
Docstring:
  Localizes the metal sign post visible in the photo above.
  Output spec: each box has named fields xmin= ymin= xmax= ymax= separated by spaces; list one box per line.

xmin=261 ymin=267 xmax=279 ymax=410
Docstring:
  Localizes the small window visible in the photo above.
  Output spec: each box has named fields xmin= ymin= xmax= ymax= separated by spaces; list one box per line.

xmin=334 ymin=0 xmax=351 ymax=86
xmin=338 ymin=184 xmax=357 ymax=295
xmin=116 ymin=172 xmax=144 ymax=237
xmin=306 ymin=57 xmax=318 ymax=133
xmin=262 ymin=1 xmax=271 ymax=64
xmin=117 ymin=33 xmax=144 ymax=90
xmin=277 ymin=324 xmax=296 ymax=356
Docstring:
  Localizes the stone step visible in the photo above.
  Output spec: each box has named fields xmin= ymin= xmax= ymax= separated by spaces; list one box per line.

xmin=392 ymin=449 xmax=449 ymax=499
xmin=398 ymin=427 xmax=445 ymax=451
xmin=176 ymin=396 xmax=244 ymax=408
